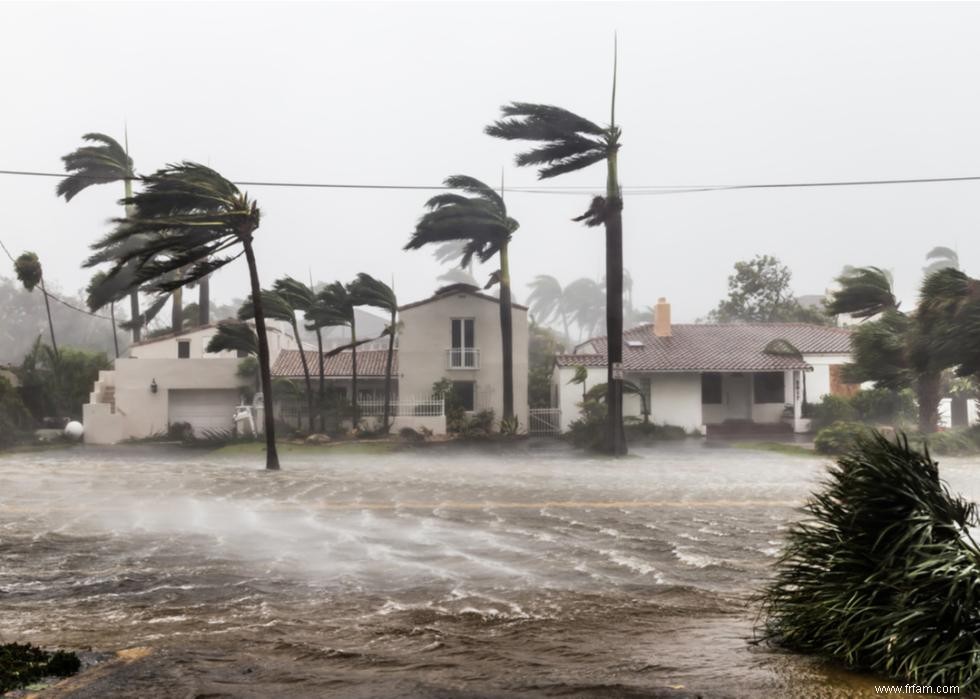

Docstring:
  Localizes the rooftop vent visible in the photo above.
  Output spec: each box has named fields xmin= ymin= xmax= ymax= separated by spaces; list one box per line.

xmin=626 ymin=339 xmax=645 ymax=348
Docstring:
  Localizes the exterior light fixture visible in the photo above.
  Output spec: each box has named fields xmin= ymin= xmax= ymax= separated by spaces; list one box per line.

xmin=150 ymin=379 xmax=158 ymax=394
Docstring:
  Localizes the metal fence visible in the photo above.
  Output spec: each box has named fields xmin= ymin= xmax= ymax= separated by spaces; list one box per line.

xmin=357 ymin=397 xmax=444 ymax=417
xmin=528 ymin=408 xmax=562 ymax=436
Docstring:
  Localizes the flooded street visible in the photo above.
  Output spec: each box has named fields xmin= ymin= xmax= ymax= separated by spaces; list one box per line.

xmin=3 ymin=441 xmax=979 ymax=697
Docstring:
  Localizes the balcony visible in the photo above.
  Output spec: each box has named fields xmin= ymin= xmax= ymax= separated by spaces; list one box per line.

xmin=446 ymin=347 xmax=480 ymax=370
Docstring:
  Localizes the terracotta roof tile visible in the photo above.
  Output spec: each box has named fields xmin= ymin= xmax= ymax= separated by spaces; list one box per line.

xmin=558 ymin=323 xmax=851 ymax=372
xmin=272 ymin=349 xmax=396 ymax=378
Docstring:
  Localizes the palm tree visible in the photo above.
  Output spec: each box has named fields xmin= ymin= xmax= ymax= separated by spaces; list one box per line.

xmin=84 ymin=162 xmax=281 ymax=470
xmin=486 ymin=48 xmax=626 ymax=453
xmin=314 ymin=281 xmax=362 ymax=427
xmin=239 ymin=289 xmax=315 ymax=433
xmin=206 ymin=318 xmax=258 ymax=355
xmin=923 ymin=246 xmax=960 ymax=277
xmin=827 ymin=266 xmax=942 ymax=432
xmin=87 ymin=271 xmax=119 ymax=358
xmin=563 ymin=277 xmax=605 ymax=341
xmin=405 ymin=175 xmax=519 ymax=422
xmin=14 ymin=252 xmax=58 ymax=357
xmin=527 ymin=274 xmax=572 ymax=342
xmin=57 ymin=132 xmax=144 ymax=341
xmin=274 ymin=276 xmax=327 ymax=431
xmin=352 ymin=273 xmax=398 ymax=433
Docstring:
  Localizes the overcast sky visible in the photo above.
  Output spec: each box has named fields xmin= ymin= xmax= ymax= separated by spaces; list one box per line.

xmin=3 ymin=1 xmax=980 ymax=324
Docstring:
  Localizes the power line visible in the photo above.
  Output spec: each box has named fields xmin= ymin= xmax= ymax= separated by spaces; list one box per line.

xmin=4 ymin=167 xmax=980 ymax=195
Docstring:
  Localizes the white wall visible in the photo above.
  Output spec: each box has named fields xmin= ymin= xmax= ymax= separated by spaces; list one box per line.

xmin=554 ymin=365 xmax=607 ymax=431
xmin=129 ymin=321 xmax=297 ymax=362
xmin=399 ymin=293 xmax=529 ymax=428
xmin=648 ymin=373 xmax=703 ymax=432
xmin=801 ymin=353 xmax=851 ymax=401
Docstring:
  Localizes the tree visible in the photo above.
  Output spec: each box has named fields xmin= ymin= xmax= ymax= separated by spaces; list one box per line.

xmin=352 ymin=273 xmax=398 ymax=433
xmin=486 ymin=48 xmax=626 ymax=454
xmin=274 ymin=276 xmax=328 ymax=431
xmin=528 ymin=320 xmax=564 ymax=408
xmin=14 ymin=252 xmax=57 ymax=357
xmin=239 ymin=290 xmax=315 ymax=433
xmin=827 ymin=266 xmax=942 ymax=433
xmin=314 ymin=281 xmax=362 ymax=427
xmin=57 ymin=133 xmax=143 ymax=341
xmin=707 ymin=255 xmax=830 ymax=324
xmin=405 ymin=175 xmax=519 ymax=422
xmin=85 ymin=162 xmax=281 ymax=470
xmin=86 ymin=271 xmax=119 ymax=358
xmin=563 ymin=277 xmax=605 ymax=341
xmin=923 ymin=246 xmax=959 ymax=277
xmin=527 ymin=275 xmax=572 ymax=343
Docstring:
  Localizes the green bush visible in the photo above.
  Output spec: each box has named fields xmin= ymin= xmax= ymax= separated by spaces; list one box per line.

xmin=808 ymin=395 xmax=857 ymax=429
xmin=625 ymin=422 xmax=687 ymax=441
xmin=567 ymin=398 xmax=606 ymax=450
xmin=850 ymin=387 xmax=917 ymax=425
xmin=760 ymin=432 xmax=980 ymax=690
xmin=814 ymin=421 xmax=873 ymax=454
xmin=0 ymin=643 xmax=80 ymax=693
xmin=0 ymin=376 xmax=32 ymax=448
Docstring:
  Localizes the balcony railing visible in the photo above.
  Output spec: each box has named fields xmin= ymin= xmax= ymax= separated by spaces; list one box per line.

xmin=446 ymin=347 xmax=480 ymax=370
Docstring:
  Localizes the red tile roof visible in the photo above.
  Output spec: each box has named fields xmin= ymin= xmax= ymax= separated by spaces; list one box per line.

xmin=272 ymin=349 xmax=396 ymax=378
xmin=557 ymin=323 xmax=852 ymax=372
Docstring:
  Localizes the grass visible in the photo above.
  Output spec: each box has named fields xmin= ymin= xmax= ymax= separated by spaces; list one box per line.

xmin=732 ymin=441 xmax=820 ymax=458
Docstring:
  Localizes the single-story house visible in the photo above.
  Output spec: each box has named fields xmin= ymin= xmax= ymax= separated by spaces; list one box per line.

xmin=552 ymin=298 xmax=855 ymax=435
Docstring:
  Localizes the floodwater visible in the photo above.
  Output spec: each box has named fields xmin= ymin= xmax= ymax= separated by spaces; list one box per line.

xmin=2 ymin=442 xmax=979 ymax=698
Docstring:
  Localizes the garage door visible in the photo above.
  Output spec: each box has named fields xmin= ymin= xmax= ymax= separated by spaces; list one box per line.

xmin=168 ymin=389 xmax=240 ymax=436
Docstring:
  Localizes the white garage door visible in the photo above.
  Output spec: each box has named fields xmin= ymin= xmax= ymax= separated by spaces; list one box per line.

xmin=168 ymin=389 xmax=240 ymax=436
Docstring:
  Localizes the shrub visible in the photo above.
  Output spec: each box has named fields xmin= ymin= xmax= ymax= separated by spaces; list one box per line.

xmin=909 ymin=429 xmax=977 ymax=456
xmin=814 ymin=421 xmax=873 ymax=454
xmin=0 ymin=643 xmax=80 ymax=693
xmin=499 ymin=415 xmax=520 ymax=436
xmin=850 ymin=387 xmax=917 ymax=425
xmin=625 ymin=422 xmax=687 ymax=441
xmin=809 ymin=395 xmax=857 ymax=429
xmin=566 ymin=398 xmax=606 ymax=450
xmin=399 ymin=427 xmax=425 ymax=442
xmin=760 ymin=432 xmax=980 ymax=690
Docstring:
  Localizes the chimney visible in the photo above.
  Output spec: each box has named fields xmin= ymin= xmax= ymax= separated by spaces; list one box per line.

xmin=654 ymin=297 xmax=671 ymax=337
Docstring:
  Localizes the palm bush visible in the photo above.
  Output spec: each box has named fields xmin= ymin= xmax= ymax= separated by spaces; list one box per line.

xmin=760 ymin=432 xmax=980 ymax=690
xmin=813 ymin=421 xmax=873 ymax=454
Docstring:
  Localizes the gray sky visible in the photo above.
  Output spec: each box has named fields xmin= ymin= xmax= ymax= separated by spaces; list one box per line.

xmin=3 ymin=1 xmax=980 ymax=324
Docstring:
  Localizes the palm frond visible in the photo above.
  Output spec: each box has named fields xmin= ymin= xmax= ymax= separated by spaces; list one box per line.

xmin=57 ymin=132 xmax=134 ymax=201
xmin=827 ymin=266 xmax=899 ymax=319
xmin=205 ymin=319 xmax=258 ymax=356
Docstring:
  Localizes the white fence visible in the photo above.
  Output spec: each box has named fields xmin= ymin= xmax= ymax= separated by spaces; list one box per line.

xmin=528 ymin=408 xmax=562 ymax=436
xmin=358 ymin=397 xmax=444 ymax=417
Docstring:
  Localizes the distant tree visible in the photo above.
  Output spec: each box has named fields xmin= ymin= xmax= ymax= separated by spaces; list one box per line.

xmin=923 ymin=246 xmax=959 ymax=277
xmin=16 ymin=337 xmax=109 ymax=421
xmin=707 ymin=255 xmax=830 ymax=324
xmin=314 ymin=281 xmax=362 ymax=426
xmin=352 ymin=274 xmax=398 ymax=433
xmin=239 ymin=290 xmax=315 ymax=433
xmin=527 ymin=275 xmax=572 ymax=342
xmin=528 ymin=321 xmax=564 ymax=408
xmin=85 ymin=163 xmax=281 ymax=470
xmin=14 ymin=252 xmax=58 ymax=357
xmin=563 ymin=278 xmax=605 ymax=340
xmin=86 ymin=271 xmax=119 ymax=358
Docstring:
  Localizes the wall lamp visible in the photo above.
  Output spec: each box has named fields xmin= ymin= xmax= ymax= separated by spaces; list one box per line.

xmin=150 ymin=378 xmax=158 ymax=394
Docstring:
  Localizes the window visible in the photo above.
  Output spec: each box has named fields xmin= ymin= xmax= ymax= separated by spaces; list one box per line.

xmin=452 ymin=381 xmax=475 ymax=411
xmin=236 ymin=349 xmax=248 ymax=358
xmin=450 ymin=318 xmax=477 ymax=368
xmin=753 ymin=372 xmax=785 ymax=403
xmin=701 ymin=373 xmax=722 ymax=404
xmin=177 ymin=340 xmax=191 ymax=359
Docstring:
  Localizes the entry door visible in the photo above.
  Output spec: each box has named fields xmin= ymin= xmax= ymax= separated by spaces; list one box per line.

xmin=726 ymin=374 xmax=751 ymax=420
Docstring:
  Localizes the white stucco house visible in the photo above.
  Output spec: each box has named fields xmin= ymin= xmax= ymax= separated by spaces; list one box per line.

xmin=552 ymin=298 xmax=855 ymax=435
xmin=83 ymin=283 xmax=529 ymax=442
xmin=83 ymin=321 xmax=300 ymax=444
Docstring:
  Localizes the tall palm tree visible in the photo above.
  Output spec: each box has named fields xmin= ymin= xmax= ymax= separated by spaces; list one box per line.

xmin=527 ymin=274 xmax=572 ymax=342
xmin=274 ymin=276 xmax=328 ymax=431
xmin=239 ymin=290 xmax=315 ymax=433
xmin=353 ymin=273 xmax=398 ymax=433
xmin=57 ymin=132 xmax=144 ymax=341
xmin=405 ymin=175 xmax=519 ymax=422
xmin=564 ymin=277 xmax=605 ymax=341
xmin=486 ymin=48 xmax=626 ymax=453
xmin=87 ymin=271 xmax=119 ymax=358
xmin=14 ymin=252 xmax=58 ymax=357
xmin=206 ymin=318 xmax=258 ymax=355
xmin=84 ymin=162 xmax=281 ymax=470
xmin=314 ymin=281 xmax=362 ymax=427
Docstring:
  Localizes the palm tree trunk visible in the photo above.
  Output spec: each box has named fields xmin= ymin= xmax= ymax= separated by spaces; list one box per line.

xmin=383 ymin=308 xmax=396 ymax=434
xmin=498 ymin=241 xmax=515 ymax=422
xmin=171 ymin=286 xmax=183 ymax=333
xmin=292 ymin=318 xmax=316 ymax=433
xmin=39 ymin=276 xmax=58 ymax=358
xmin=316 ymin=328 xmax=325 ymax=433
xmin=110 ymin=302 xmax=119 ymax=358
xmin=604 ymin=150 xmax=627 ymax=456
xmin=242 ymin=240 xmax=280 ymax=470
xmin=199 ymin=275 xmax=210 ymax=326
xmin=350 ymin=321 xmax=359 ymax=428
xmin=917 ymin=370 xmax=941 ymax=434
xmin=124 ymin=178 xmax=141 ymax=342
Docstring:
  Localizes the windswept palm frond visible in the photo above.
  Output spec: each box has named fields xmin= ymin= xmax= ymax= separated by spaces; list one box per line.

xmin=827 ymin=266 xmax=899 ymax=319
xmin=352 ymin=273 xmax=397 ymax=314
xmin=238 ymin=289 xmax=297 ymax=325
xmin=205 ymin=319 xmax=257 ymax=356
xmin=924 ymin=245 xmax=960 ymax=276
xmin=56 ymin=132 xmax=135 ymax=201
